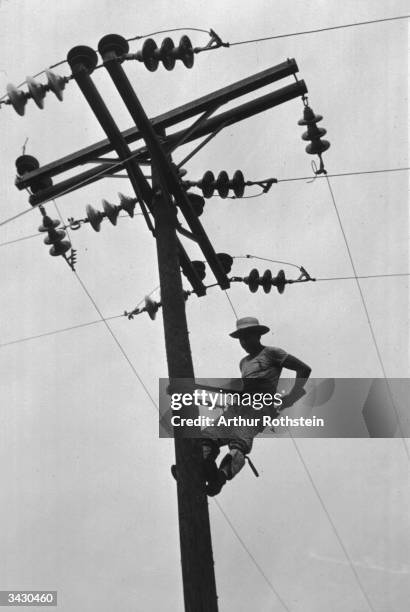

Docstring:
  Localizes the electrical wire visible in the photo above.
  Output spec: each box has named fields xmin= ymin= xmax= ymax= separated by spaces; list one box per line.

xmin=288 ymin=436 xmax=377 ymax=611
xmin=277 ymin=166 xmax=409 ymax=183
xmin=56 ymin=201 xmax=158 ymax=416
xmin=316 ymin=273 xmax=410 ymax=282
xmin=224 ymin=290 xmax=238 ymax=318
xmin=0 ymin=232 xmax=41 ymax=248
xmin=323 ymin=173 xmax=410 ymax=461
xmin=127 ymin=27 xmax=210 ymax=41
xmin=213 ymin=498 xmax=292 ymax=611
xmin=0 ymin=213 xmax=144 ymax=249
xmin=2 ymin=15 xmax=408 ymax=106
xmin=72 ymin=271 xmax=158 ymax=413
xmin=234 ymin=255 xmax=303 ymax=271
xmin=0 ymin=315 xmax=124 ymax=348
xmin=0 ymin=149 xmax=149 ymax=229
xmin=0 ymin=27 xmax=212 ymax=104
xmin=228 ymin=15 xmax=409 ymax=47
xmin=198 ymin=167 xmax=409 ymax=201
xmin=1 ymin=267 xmax=408 ymax=348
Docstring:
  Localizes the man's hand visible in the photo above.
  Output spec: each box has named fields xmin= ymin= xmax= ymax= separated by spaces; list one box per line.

xmin=281 ymin=354 xmax=311 ymax=409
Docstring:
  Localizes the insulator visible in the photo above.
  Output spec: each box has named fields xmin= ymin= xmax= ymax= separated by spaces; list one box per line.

xmin=144 ymin=296 xmax=159 ymax=320
xmin=134 ymin=35 xmax=194 ymax=72
xmin=102 ymin=199 xmax=120 ymax=226
xmin=189 ymin=169 xmax=246 ymax=199
xmin=298 ymin=106 xmax=323 ymax=126
xmin=39 ymin=215 xmax=71 ymax=257
xmin=86 ymin=204 xmax=104 ymax=232
xmin=217 ymin=253 xmax=233 ymax=274
xmin=49 ymin=241 xmax=71 ymax=256
xmin=15 ymin=154 xmax=52 ymax=195
xmin=201 ymin=170 xmax=215 ymax=198
xmin=298 ymin=105 xmax=330 ymax=156
xmin=187 ymin=192 xmax=205 ymax=217
xmin=45 ymin=69 xmax=66 ymax=101
xmin=38 ymin=216 xmax=60 ymax=232
xmin=6 ymin=83 xmax=27 ymax=116
xmin=177 ymin=36 xmax=194 ymax=68
xmin=43 ymin=229 xmax=66 ymax=245
xmin=232 ymin=170 xmax=245 ymax=197
xmin=67 ymin=45 xmax=99 ymax=73
xmin=261 ymin=269 xmax=272 ymax=293
xmin=160 ymin=37 xmax=176 ymax=70
xmin=215 ymin=171 xmax=230 ymax=198
xmin=272 ymin=269 xmax=286 ymax=294
xmin=26 ymin=76 xmax=46 ymax=109
xmin=15 ymin=154 xmax=39 ymax=175
xmin=302 ymin=126 xmax=327 ymax=141
xmin=118 ymin=192 xmax=137 ymax=217
xmin=136 ymin=38 xmax=159 ymax=72
xmin=174 ymin=35 xmax=194 ymax=69
xmin=191 ymin=260 xmax=206 ymax=281
xmin=244 ymin=268 xmax=260 ymax=293
xmin=305 ymin=139 xmax=330 ymax=155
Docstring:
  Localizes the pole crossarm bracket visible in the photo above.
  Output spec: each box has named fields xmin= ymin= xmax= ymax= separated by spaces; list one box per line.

xmin=15 ymin=57 xmax=304 ymax=192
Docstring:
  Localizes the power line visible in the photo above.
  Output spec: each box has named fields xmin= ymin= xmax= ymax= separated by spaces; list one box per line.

xmin=0 ymin=232 xmax=41 ymax=248
xmin=0 ymin=213 xmax=143 ymax=249
xmin=317 ymin=273 xmax=410 ymax=282
xmin=224 ymin=290 xmax=238 ymax=318
xmin=1 ymin=14 xmax=408 ymax=103
xmin=277 ymin=166 xmax=409 ymax=183
xmin=288 ymin=437 xmax=377 ymax=611
xmin=228 ymin=15 xmax=409 ymax=47
xmin=213 ymin=498 xmax=292 ymax=611
xmin=324 ymin=173 xmax=410 ymax=462
xmin=0 ymin=149 xmax=149 ymax=230
xmin=0 ymin=315 xmax=124 ymax=348
xmin=235 ymin=254 xmax=302 ymax=271
xmin=1 ymin=268 xmax=408 ymax=348
xmin=72 ymin=271 xmax=158 ymax=412
xmin=2 ymin=165 xmax=407 ymax=241
xmin=211 ymin=167 xmax=409 ymax=200
xmin=128 ymin=27 xmax=210 ymax=41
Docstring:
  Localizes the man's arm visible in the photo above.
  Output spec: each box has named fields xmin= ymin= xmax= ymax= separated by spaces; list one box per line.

xmin=280 ymin=354 xmax=312 ymax=408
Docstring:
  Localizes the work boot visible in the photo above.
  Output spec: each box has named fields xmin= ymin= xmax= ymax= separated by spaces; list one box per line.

xmin=206 ymin=469 xmax=227 ymax=497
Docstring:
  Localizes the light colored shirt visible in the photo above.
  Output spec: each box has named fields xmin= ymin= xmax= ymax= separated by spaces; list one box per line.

xmin=240 ymin=346 xmax=288 ymax=392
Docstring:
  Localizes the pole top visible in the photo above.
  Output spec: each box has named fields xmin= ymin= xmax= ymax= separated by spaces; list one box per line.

xmin=67 ymin=45 xmax=99 ymax=73
xmin=98 ymin=34 xmax=129 ymax=57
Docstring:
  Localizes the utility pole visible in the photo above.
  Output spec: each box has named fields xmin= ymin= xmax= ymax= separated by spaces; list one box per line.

xmin=65 ymin=42 xmax=219 ymax=611
xmin=152 ymin=179 xmax=218 ymax=611
xmin=12 ymin=32 xmax=308 ymax=611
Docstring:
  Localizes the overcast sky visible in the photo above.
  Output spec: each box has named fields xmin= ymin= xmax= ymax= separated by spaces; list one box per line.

xmin=0 ymin=1 xmax=409 ymax=611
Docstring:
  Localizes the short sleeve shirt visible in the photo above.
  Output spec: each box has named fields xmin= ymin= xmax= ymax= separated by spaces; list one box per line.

xmin=239 ymin=346 xmax=288 ymax=392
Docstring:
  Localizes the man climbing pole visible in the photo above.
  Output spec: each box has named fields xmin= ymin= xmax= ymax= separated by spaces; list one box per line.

xmin=201 ymin=316 xmax=312 ymax=496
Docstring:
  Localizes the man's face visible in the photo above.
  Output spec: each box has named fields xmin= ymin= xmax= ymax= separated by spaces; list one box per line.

xmin=238 ymin=329 xmax=262 ymax=354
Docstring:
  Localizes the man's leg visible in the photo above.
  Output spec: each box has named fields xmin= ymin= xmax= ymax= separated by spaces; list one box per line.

xmin=219 ymin=438 xmax=251 ymax=481
xmin=201 ymin=438 xmax=221 ymax=483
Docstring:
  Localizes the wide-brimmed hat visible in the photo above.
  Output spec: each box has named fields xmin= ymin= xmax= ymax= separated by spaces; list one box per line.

xmin=229 ymin=317 xmax=270 ymax=338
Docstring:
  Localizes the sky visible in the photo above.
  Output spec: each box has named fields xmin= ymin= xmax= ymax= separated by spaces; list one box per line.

xmin=0 ymin=1 xmax=409 ymax=611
